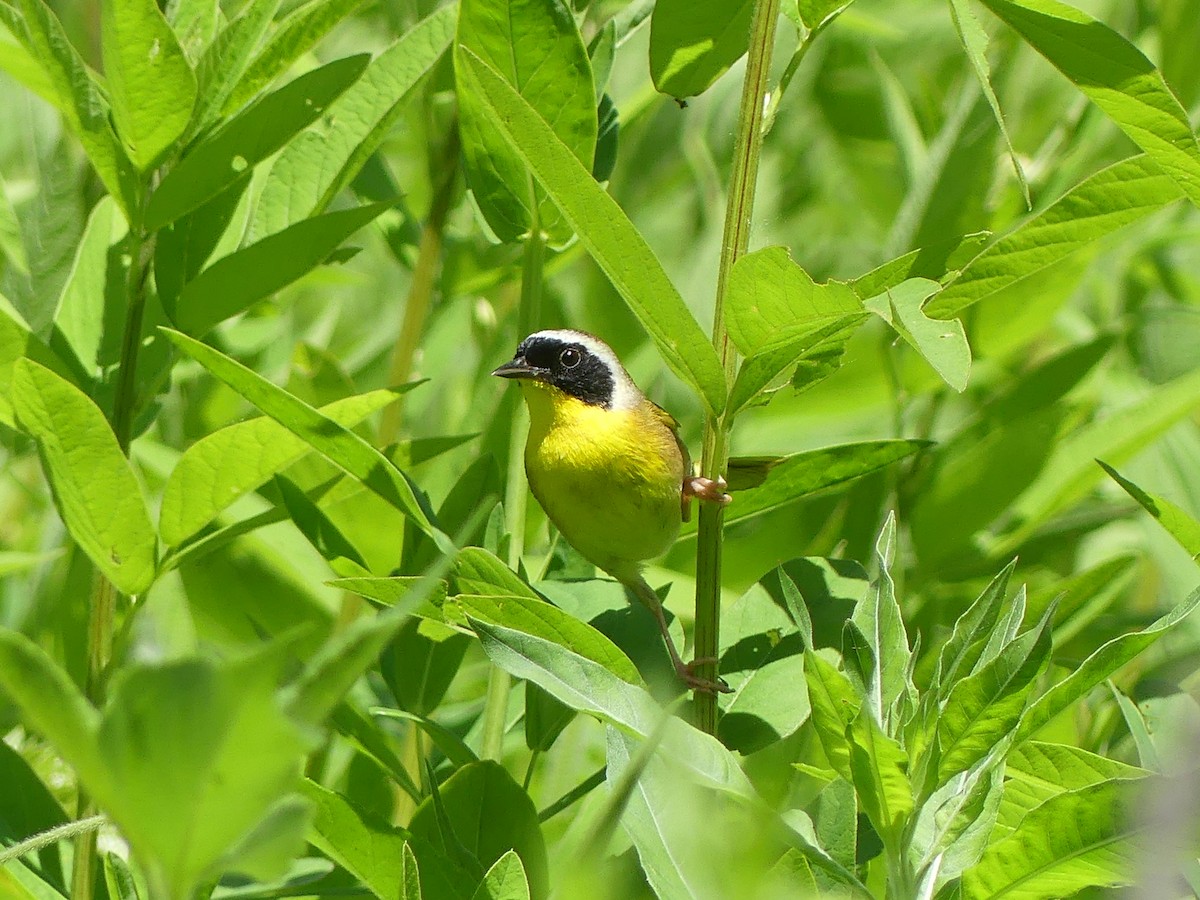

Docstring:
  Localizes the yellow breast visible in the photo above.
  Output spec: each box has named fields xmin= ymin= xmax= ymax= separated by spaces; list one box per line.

xmin=520 ymin=382 xmax=683 ymax=578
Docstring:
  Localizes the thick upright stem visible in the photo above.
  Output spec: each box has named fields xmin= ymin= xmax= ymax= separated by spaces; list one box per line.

xmin=481 ymin=219 xmax=545 ymax=760
xmin=693 ymin=0 xmax=780 ymax=733
xmin=73 ymin=212 xmax=151 ymax=900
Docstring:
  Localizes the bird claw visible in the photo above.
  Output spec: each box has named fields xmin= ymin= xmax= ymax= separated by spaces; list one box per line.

xmin=675 ymin=656 xmax=732 ymax=695
xmin=684 ymin=475 xmax=732 ymax=505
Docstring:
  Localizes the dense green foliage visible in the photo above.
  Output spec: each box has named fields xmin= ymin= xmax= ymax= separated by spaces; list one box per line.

xmin=0 ymin=0 xmax=1199 ymax=898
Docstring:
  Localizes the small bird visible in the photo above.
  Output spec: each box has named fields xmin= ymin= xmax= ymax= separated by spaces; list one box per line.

xmin=492 ymin=329 xmax=731 ymax=694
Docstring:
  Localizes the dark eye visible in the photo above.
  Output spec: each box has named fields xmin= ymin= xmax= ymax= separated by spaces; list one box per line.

xmin=560 ymin=347 xmax=582 ymax=368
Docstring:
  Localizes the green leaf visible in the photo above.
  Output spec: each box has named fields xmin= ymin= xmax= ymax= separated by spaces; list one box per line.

xmin=1017 ymin=583 xmax=1200 ymax=741
xmin=103 ymin=852 xmax=140 ymax=900
xmin=794 ymin=0 xmax=855 ymax=30
xmin=452 ymin=547 xmax=541 ymax=600
xmin=0 ymin=739 xmax=69 ymax=888
xmin=162 ymin=330 xmax=443 ymax=544
xmin=978 ymin=0 xmax=1200 ymax=207
xmin=0 ymin=294 xmax=73 ymax=428
xmin=928 ymin=154 xmax=1183 ymax=319
xmin=851 ymin=514 xmax=912 ymax=730
xmin=936 ymin=562 xmax=1016 ymax=696
xmin=373 ymin=708 xmax=479 ymax=769
xmin=251 ymin=6 xmax=456 ymax=238
xmin=934 ymin=615 xmax=1051 ymax=786
xmin=948 ymin=0 xmax=1030 ymax=207
xmin=410 ymin=761 xmax=548 ymax=900
xmin=681 ymin=440 xmax=927 ymax=535
xmin=718 ymin=651 xmax=809 ymax=755
xmin=7 ymin=0 xmax=137 ymax=214
xmin=649 ymin=0 xmax=752 ymax=98
xmin=471 ymin=851 xmax=529 ymax=900
xmin=961 ymin=778 xmax=1143 ymax=899
xmin=100 ymin=0 xmax=197 ymax=170
xmin=381 ymin=618 xmax=471 ymax=716
xmin=467 ymin=616 xmax=755 ymax=800
xmin=11 ymin=359 xmax=156 ymax=595
xmin=458 ymin=594 xmax=640 ymax=684
xmin=1097 ymin=460 xmax=1200 ymax=561
xmin=993 ymin=366 xmax=1200 ymax=553
xmin=224 ymin=0 xmax=370 ymax=114
xmin=50 ymin=196 xmax=129 ymax=376
xmin=803 ymin=651 xmax=861 ymax=781
xmin=846 ymin=707 xmax=913 ymax=850
xmin=455 ymin=48 xmax=725 ymax=416
xmin=160 ymin=388 xmax=405 ymax=546
xmin=864 ymin=278 xmax=971 ymax=392
xmin=275 ymin=474 xmax=368 ymax=576
xmin=455 ymin=0 xmax=597 ymax=246
xmin=726 ymin=247 xmax=864 ymax=358
xmin=146 ymin=55 xmax=370 ymax=230
xmin=167 ymin=201 xmax=389 ymax=335
xmin=0 ymin=629 xmax=105 ymax=794
xmin=401 ymin=842 xmax=423 ymax=900
xmin=96 ymin=656 xmax=310 ymax=897
xmin=190 ymin=0 xmax=283 ymax=129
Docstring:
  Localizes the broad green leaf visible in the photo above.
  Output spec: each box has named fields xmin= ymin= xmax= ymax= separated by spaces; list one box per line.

xmin=147 ymin=55 xmax=370 ymax=230
xmin=6 ymin=0 xmax=136 ymax=214
xmin=455 ymin=0 xmax=596 ymax=246
xmin=467 ymin=616 xmax=755 ymax=799
xmin=0 ymin=725 xmax=69 ymax=889
xmin=167 ymin=0 xmax=218 ymax=62
xmin=948 ymin=0 xmax=1030 ymax=207
xmin=978 ymin=0 xmax=1200 ymax=207
xmin=224 ymin=0 xmax=370 ymax=114
xmin=251 ymin=6 xmax=456 ymax=239
xmin=100 ymin=0 xmax=197 ymax=170
xmin=803 ymin=651 xmax=861 ymax=781
xmin=649 ymin=0 xmax=752 ymax=98
xmin=928 ymin=155 xmax=1183 ymax=319
xmin=813 ymin=779 xmax=856 ymax=870
xmin=95 ymin=657 xmax=309 ymax=897
xmin=718 ymin=651 xmax=809 ymax=755
xmin=167 ymin=202 xmax=389 ymax=334
xmin=331 ymin=576 xmax=450 ymax=621
xmin=726 ymin=247 xmax=864 ymax=358
xmin=0 ymin=17 xmax=58 ymax=109
xmin=999 ymin=742 xmax=1147 ymax=836
xmin=160 ymin=388 xmax=405 ymax=545
xmin=961 ymin=779 xmax=1143 ymax=899
xmin=458 ymin=594 xmax=640 ymax=683
xmin=0 ymin=295 xmax=73 ymax=428
xmin=1017 ymin=583 xmax=1200 ymax=741
xmin=191 ymin=0 xmax=283 ymax=129
xmin=471 ymin=851 xmax=529 ymax=900
xmin=455 ymin=49 xmax=725 ymax=416
xmin=910 ymin=764 xmax=1004 ymax=883
xmin=163 ymin=330 xmax=443 ymax=545
xmin=846 ymin=707 xmax=913 ymax=849
xmin=11 ymin=360 xmax=156 ymax=594
xmin=410 ymin=761 xmax=548 ymax=900
xmin=865 ymin=278 xmax=971 ymax=391
xmin=0 ymin=857 xmax=70 ymax=898
xmin=993 ymin=366 xmax=1200 ymax=552
xmin=681 ymin=440 xmax=927 ymax=535
xmin=935 ymin=617 xmax=1051 ymax=786
xmin=1098 ymin=460 xmax=1200 ymax=561
xmin=0 ymin=630 xmax=105 ymax=793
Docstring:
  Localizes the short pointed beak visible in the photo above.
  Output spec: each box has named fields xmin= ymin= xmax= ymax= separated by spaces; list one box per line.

xmin=491 ymin=358 xmax=537 ymax=379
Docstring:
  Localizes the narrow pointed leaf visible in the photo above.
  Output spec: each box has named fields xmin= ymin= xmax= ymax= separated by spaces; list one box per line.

xmin=1097 ymin=460 xmax=1200 ymax=561
xmin=456 ymin=48 xmax=724 ymax=415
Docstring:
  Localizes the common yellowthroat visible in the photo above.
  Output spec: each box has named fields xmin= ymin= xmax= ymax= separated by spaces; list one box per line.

xmin=493 ymin=330 xmax=731 ymax=693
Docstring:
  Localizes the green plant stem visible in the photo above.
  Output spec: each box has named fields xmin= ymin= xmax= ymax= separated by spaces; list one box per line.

xmin=0 ymin=815 xmax=106 ymax=866
xmin=481 ymin=219 xmax=545 ymax=760
xmin=72 ymin=211 xmax=152 ymax=900
xmin=692 ymin=0 xmax=780 ymax=734
xmin=379 ymin=122 xmax=461 ymax=445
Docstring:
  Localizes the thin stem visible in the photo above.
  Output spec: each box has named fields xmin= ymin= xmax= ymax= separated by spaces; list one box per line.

xmin=0 ymin=815 xmax=105 ymax=866
xmin=481 ymin=219 xmax=545 ymax=760
xmin=379 ymin=122 xmax=461 ymax=445
xmin=692 ymin=0 xmax=780 ymax=734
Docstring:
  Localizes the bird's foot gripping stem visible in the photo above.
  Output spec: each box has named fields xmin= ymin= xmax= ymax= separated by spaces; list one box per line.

xmin=630 ymin=576 xmax=732 ymax=695
xmin=684 ymin=475 xmax=732 ymax=505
